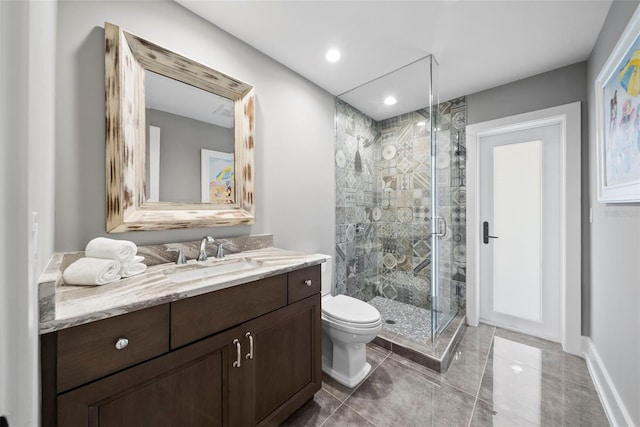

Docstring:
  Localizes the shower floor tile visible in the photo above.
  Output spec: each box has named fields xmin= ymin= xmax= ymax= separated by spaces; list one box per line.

xmin=368 ymin=296 xmax=456 ymax=343
xmin=368 ymin=297 xmax=466 ymax=373
xmin=368 ymin=296 xmax=432 ymax=342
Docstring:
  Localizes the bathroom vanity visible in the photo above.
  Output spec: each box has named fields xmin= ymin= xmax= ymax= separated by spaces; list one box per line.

xmin=39 ymin=242 xmax=327 ymax=426
xmin=31 ymin=22 xmax=330 ymax=426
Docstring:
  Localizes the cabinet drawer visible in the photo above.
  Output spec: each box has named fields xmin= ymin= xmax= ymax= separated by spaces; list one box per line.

xmin=171 ymin=274 xmax=287 ymax=349
xmin=288 ymin=265 xmax=321 ymax=304
xmin=57 ymin=304 xmax=170 ymax=393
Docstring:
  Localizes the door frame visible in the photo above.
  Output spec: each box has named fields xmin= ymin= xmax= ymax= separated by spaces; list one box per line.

xmin=466 ymin=102 xmax=582 ymax=355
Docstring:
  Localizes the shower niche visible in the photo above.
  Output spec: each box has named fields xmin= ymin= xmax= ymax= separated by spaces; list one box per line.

xmin=334 ymin=56 xmax=467 ymax=370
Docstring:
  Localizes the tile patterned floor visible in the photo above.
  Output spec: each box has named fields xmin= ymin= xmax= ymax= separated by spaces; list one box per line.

xmin=283 ymin=325 xmax=610 ymax=427
xmin=368 ymin=296 xmax=457 ymax=342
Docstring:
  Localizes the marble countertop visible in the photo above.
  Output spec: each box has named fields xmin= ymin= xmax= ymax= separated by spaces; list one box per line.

xmin=39 ymin=242 xmax=329 ymax=334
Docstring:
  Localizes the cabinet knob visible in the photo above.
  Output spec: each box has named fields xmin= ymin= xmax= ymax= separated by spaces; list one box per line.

xmin=115 ymin=338 xmax=129 ymax=350
xmin=304 ymin=279 xmax=312 ymax=287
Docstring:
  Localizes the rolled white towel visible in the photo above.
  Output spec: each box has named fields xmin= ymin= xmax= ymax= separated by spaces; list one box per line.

xmin=120 ymin=255 xmax=147 ymax=278
xmin=63 ymin=258 xmax=121 ymax=286
xmin=85 ymin=237 xmax=137 ymax=262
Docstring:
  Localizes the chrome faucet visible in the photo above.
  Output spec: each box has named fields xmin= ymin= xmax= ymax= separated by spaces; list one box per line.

xmin=198 ymin=236 xmax=216 ymax=261
xmin=198 ymin=236 xmax=225 ymax=261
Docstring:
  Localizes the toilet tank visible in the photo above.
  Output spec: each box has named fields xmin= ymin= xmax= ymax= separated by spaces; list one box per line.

xmin=321 ymin=256 xmax=333 ymax=297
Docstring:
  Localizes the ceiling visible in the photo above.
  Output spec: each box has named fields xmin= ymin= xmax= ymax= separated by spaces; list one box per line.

xmin=176 ymin=0 xmax=612 ymax=120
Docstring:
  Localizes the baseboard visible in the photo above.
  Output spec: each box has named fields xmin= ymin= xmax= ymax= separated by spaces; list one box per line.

xmin=583 ymin=337 xmax=636 ymax=427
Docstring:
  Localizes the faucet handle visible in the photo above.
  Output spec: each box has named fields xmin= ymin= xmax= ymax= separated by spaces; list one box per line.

xmin=216 ymin=243 xmax=225 ymax=259
xmin=167 ymin=248 xmax=187 ymax=264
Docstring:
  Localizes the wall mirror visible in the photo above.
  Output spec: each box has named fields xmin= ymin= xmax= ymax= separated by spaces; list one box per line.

xmin=105 ymin=22 xmax=255 ymax=232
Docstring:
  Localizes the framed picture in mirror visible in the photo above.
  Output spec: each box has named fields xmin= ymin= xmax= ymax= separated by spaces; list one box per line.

xmin=201 ymin=149 xmax=235 ymax=204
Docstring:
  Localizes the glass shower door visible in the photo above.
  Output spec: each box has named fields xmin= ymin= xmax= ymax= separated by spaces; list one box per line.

xmin=429 ymin=57 xmax=458 ymax=343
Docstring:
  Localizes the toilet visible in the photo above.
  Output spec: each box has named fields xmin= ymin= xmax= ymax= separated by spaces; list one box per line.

xmin=321 ymin=258 xmax=382 ymax=388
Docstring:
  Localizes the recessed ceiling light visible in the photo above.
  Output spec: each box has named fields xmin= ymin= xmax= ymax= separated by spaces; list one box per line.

xmin=384 ymin=96 xmax=397 ymax=105
xmin=325 ymin=49 xmax=341 ymax=63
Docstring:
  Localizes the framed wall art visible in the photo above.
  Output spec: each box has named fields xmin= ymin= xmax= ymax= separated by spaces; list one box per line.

xmin=595 ymin=6 xmax=640 ymax=203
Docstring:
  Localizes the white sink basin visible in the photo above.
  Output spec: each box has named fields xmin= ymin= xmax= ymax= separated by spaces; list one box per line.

xmin=165 ymin=260 xmax=258 ymax=283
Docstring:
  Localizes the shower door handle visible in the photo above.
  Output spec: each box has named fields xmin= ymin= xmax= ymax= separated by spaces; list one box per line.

xmin=433 ymin=217 xmax=447 ymax=238
xmin=483 ymin=221 xmax=498 ymax=244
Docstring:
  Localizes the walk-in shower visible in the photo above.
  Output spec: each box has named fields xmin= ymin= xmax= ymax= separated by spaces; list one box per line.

xmin=334 ymin=56 xmax=466 ymax=370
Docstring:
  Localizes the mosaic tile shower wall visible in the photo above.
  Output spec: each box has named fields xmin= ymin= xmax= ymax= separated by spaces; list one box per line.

xmin=334 ymin=97 xmax=467 ymax=313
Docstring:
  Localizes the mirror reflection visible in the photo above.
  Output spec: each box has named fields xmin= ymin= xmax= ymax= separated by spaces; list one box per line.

xmin=144 ymin=70 xmax=235 ymax=204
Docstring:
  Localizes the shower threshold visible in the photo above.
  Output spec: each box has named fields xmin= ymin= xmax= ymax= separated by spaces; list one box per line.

xmin=368 ymin=297 xmax=466 ymax=373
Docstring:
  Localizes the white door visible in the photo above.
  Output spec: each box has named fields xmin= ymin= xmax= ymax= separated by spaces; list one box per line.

xmin=479 ymin=123 xmax=562 ymax=341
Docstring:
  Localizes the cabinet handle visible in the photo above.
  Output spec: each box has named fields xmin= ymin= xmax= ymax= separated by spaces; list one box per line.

xmin=245 ymin=332 xmax=254 ymax=360
xmin=115 ymin=338 xmax=129 ymax=350
xmin=304 ymin=279 xmax=312 ymax=287
xmin=232 ymin=339 xmax=241 ymax=368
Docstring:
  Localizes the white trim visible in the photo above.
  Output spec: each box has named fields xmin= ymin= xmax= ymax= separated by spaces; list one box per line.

xmin=466 ymin=102 xmax=582 ymax=355
xmin=583 ymin=337 xmax=636 ymax=427
xmin=594 ymin=5 xmax=640 ymax=203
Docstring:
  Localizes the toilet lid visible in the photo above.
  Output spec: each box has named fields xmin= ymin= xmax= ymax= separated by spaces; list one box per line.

xmin=322 ymin=295 xmax=380 ymax=324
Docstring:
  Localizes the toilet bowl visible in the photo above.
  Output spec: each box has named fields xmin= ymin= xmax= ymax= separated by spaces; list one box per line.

xmin=320 ymin=258 xmax=382 ymax=388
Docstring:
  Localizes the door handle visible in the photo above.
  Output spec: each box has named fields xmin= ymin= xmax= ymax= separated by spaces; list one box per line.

xmin=433 ymin=217 xmax=447 ymax=238
xmin=483 ymin=221 xmax=499 ymax=244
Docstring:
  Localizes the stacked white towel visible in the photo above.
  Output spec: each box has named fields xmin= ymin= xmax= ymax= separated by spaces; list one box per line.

xmin=120 ymin=255 xmax=147 ymax=278
xmin=85 ymin=237 xmax=147 ymax=278
xmin=85 ymin=237 xmax=137 ymax=263
xmin=63 ymin=258 xmax=121 ymax=286
xmin=62 ymin=237 xmax=147 ymax=286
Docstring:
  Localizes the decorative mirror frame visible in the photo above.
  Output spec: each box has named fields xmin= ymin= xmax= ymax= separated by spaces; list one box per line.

xmin=105 ymin=22 xmax=255 ymax=232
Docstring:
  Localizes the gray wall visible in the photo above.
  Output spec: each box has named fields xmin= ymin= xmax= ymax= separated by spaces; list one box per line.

xmin=587 ymin=1 xmax=640 ymax=425
xmin=467 ymin=62 xmax=588 ymax=125
xmin=1 ymin=1 xmax=57 ymax=425
xmin=145 ymin=109 xmax=233 ymax=203
xmin=55 ymin=1 xmax=335 ymax=257
xmin=466 ymin=62 xmax=591 ymax=334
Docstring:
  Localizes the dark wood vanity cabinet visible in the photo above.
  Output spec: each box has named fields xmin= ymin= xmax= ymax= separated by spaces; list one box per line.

xmin=41 ymin=265 xmax=322 ymax=427
xmin=248 ymin=293 xmax=321 ymax=425
xmin=56 ymin=326 xmax=237 ymax=427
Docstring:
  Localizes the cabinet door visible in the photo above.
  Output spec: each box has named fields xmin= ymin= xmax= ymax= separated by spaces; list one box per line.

xmin=57 ymin=326 xmax=243 ymax=427
xmin=245 ymin=294 xmax=322 ymax=426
